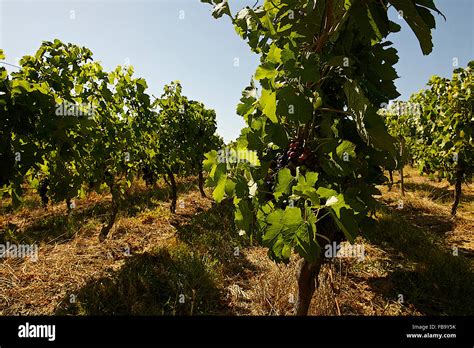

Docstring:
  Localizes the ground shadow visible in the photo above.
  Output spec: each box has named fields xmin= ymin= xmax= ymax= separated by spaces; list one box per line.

xmin=55 ymin=199 xmax=256 ymax=316
xmin=55 ymin=246 xmax=229 ymax=315
xmin=396 ymin=200 xmax=456 ymax=236
xmin=361 ymin=204 xmax=474 ymax=315
xmin=404 ymin=182 xmax=474 ymax=204
xmin=171 ymin=200 xmax=263 ymax=279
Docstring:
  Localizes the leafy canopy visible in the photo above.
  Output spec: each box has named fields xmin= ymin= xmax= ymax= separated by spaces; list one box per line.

xmin=202 ymin=0 xmax=441 ymax=262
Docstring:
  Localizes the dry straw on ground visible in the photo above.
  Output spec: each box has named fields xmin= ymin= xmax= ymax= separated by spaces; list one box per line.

xmin=0 ymin=170 xmax=472 ymax=315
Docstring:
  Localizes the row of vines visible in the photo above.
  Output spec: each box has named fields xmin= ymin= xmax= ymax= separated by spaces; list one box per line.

xmin=0 ymin=40 xmax=222 ymax=240
xmin=382 ymin=62 xmax=473 ymax=215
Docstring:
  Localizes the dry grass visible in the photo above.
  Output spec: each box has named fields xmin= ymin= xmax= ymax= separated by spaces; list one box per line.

xmin=225 ymin=242 xmax=419 ymax=316
xmin=380 ymin=167 xmax=474 ymax=259
xmin=0 ymin=168 xmax=472 ymax=316
xmin=0 ymin=178 xmax=213 ymax=315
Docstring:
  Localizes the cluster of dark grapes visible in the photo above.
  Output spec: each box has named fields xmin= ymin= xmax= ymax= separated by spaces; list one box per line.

xmin=265 ymin=140 xmax=316 ymax=194
xmin=38 ymin=178 xmax=49 ymax=207
xmin=286 ymin=141 xmax=312 ymax=166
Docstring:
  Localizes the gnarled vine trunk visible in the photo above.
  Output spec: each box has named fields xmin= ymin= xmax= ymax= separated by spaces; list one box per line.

xmin=388 ymin=170 xmax=394 ymax=191
xmin=451 ymin=166 xmax=464 ymax=216
xmin=99 ymin=202 xmax=118 ymax=242
xmin=99 ymin=178 xmax=119 ymax=241
xmin=163 ymin=174 xmax=170 ymax=186
xmin=295 ymin=215 xmax=342 ymax=315
xmin=166 ymin=168 xmax=177 ymax=213
xmin=399 ymin=136 xmax=405 ymax=197
xmin=66 ymin=198 xmax=72 ymax=214
xmin=399 ymin=167 xmax=405 ymax=196
xmin=198 ymin=161 xmax=206 ymax=198
xmin=295 ymin=257 xmax=323 ymax=315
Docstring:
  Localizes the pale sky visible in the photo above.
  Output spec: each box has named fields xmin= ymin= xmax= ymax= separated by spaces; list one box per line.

xmin=1 ymin=0 xmax=472 ymax=142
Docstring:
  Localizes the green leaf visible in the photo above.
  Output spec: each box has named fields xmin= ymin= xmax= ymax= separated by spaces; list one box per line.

xmin=235 ymin=199 xmax=253 ymax=231
xmin=266 ymin=123 xmax=288 ymax=148
xmin=344 ymin=80 xmax=397 ymax=159
xmin=255 ymin=62 xmax=277 ymax=80
xmin=294 ymin=211 xmax=319 ymax=262
xmin=203 ymin=150 xmax=218 ymax=172
xmin=213 ymin=173 xmax=227 ymax=202
xmin=274 ymin=168 xmax=294 ymax=199
xmin=329 ymin=194 xmax=362 ymax=242
xmin=316 ymin=187 xmax=338 ymax=199
xmin=292 ymin=172 xmax=320 ymax=205
xmin=264 ymin=207 xmax=306 ymax=246
xmin=267 ymin=44 xmax=282 ymax=64
xmin=276 ymin=86 xmax=312 ymax=123
xmin=260 ymin=88 xmax=277 ymax=123
xmin=281 ymin=47 xmax=295 ymax=63
xmin=212 ymin=1 xmax=231 ymax=19
xmin=336 ymin=140 xmax=356 ymax=159
xmin=225 ymin=178 xmax=236 ymax=196
xmin=388 ymin=0 xmax=436 ymax=55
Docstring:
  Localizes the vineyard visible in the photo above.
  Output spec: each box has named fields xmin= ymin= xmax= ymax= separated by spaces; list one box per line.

xmin=0 ymin=0 xmax=473 ymax=318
